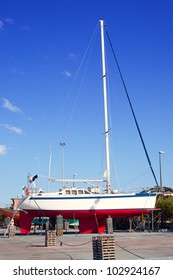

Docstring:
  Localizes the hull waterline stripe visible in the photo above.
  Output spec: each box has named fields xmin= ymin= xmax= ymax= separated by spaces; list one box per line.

xmin=21 ymin=208 xmax=154 ymax=212
xmin=29 ymin=193 xmax=156 ymax=201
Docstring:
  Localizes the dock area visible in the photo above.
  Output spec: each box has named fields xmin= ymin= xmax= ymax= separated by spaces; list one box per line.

xmin=0 ymin=229 xmax=173 ymax=260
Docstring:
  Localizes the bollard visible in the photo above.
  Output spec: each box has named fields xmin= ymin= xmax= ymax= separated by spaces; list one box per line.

xmin=56 ymin=215 xmax=63 ymax=236
xmin=106 ymin=216 xmax=113 ymax=234
xmin=63 ymin=220 xmax=69 ymax=231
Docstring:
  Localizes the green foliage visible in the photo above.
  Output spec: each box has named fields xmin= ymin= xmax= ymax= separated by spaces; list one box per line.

xmin=0 ymin=213 xmax=3 ymax=227
xmin=156 ymin=196 xmax=173 ymax=222
xmin=162 ymin=187 xmax=173 ymax=193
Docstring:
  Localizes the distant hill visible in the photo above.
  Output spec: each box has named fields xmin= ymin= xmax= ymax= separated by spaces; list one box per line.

xmin=141 ymin=186 xmax=173 ymax=193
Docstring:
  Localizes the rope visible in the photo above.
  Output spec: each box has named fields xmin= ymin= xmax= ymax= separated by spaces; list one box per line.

xmin=115 ymin=242 xmax=145 ymax=259
xmin=105 ymin=27 xmax=159 ymax=187
xmin=56 ymin=231 xmax=145 ymax=258
xmin=56 ymin=235 xmax=92 ymax=247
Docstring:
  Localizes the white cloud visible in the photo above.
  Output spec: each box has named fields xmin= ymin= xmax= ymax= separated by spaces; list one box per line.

xmin=0 ymin=17 xmax=14 ymax=31
xmin=1 ymin=124 xmax=23 ymax=135
xmin=0 ymin=144 xmax=7 ymax=156
xmin=2 ymin=98 xmax=22 ymax=113
xmin=60 ymin=71 xmax=72 ymax=77
xmin=0 ymin=20 xmax=4 ymax=31
xmin=4 ymin=18 xmax=15 ymax=25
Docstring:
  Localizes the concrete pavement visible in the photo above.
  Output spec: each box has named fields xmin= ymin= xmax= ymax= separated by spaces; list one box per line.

xmin=0 ymin=228 xmax=173 ymax=260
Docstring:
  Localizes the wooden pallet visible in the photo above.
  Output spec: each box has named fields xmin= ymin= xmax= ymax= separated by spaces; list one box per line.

xmin=45 ymin=230 xmax=56 ymax=247
xmin=46 ymin=240 xmax=56 ymax=246
xmin=92 ymin=235 xmax=115 ymax=260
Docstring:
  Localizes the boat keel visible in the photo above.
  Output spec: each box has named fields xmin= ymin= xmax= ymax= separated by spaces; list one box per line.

xmin=20 ymin=211 xmax=34 ymax=234
xmin=79 ymin=216 xmax=106 ymax=234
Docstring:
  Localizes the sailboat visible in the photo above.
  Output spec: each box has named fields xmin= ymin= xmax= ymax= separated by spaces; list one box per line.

xmin=19 ymin=20 xmax=157 ymax=234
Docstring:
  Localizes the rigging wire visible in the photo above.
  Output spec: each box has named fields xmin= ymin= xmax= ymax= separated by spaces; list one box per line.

xmin=109 ymin=143 xmax=121 ymax=189
xmin=120 ymin=168 xmax=150 ymax=189
xmin=105 ymin=27 xmax=159 ymax=187
xmin=54 ymin=22 xmax=99 ymax=142
xmin=64 ymin=24 xmax=99 ymax=141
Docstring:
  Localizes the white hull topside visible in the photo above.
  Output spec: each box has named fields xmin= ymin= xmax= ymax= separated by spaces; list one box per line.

xmin=19 ymin=192 xmax=156 ymax=212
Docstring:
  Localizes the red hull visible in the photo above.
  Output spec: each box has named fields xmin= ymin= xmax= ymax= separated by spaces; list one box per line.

xmin=19 ymin=208 xmax=153 ymax=234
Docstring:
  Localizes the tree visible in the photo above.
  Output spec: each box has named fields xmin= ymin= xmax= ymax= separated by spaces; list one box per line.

xmin=0 ymin=213 xmax=4 ymax=227
xmin=156 ymin=196 xmax=173 ymax=223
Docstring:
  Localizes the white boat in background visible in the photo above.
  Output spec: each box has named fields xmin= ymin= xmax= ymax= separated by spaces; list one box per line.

xmin=19 ymin=20 xmax=157 ymax=234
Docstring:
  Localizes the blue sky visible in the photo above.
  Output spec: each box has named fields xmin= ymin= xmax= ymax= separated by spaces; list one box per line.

xmin=0 ymin=0 xmax=173 ymax=205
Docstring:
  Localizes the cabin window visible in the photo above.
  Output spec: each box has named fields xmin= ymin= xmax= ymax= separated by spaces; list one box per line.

xmin=84 ymin=190 xmax=90 ymax=194
xmin=72 ymin=190 xmax=77 ymax=195
xmin=65 ymin=190 xmax=71 ymax=195
xmin=78 ymin=190 xmax=83 ymax=195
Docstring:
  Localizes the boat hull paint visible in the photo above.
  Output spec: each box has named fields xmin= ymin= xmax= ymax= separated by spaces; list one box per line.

xmin=20 ymin=208 xmax=155 ymax=234
xmin=19 ymin=193 xmax=157 ymax=234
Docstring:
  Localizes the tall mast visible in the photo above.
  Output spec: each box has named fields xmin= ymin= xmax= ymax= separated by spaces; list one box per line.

xmin=100 ymin=19 xmax=111 ymax=193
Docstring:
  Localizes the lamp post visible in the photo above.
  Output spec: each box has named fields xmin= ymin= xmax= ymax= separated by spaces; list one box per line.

xmin=73 ymin=173 xmax=77 ymax=188
xmin=159 ymin=150 xmax=164 ymax=191
xmin=60 ymin=142 xmax=66 ymax=188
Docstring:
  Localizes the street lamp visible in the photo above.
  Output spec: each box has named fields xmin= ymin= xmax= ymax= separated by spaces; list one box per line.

xmin=60 ymin=142 xmax=66 ymax=188
xmin=73 ymin=173 xmax=77 ymax=188
xmin=159 ymin=150 xmax=164 ymax=190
